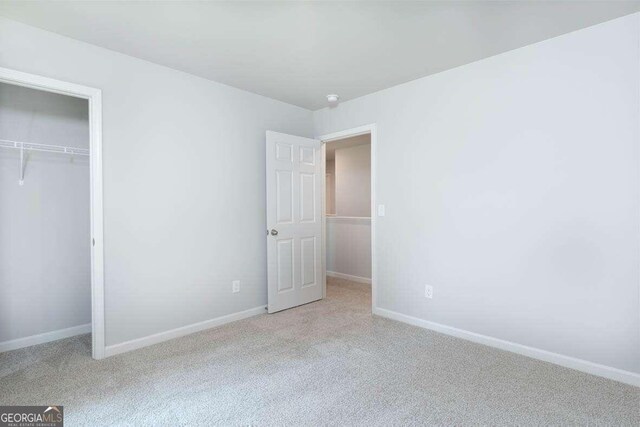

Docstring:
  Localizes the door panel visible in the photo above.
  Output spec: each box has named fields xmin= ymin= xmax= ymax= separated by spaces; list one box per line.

xmin=267 ymin=131 xmax=323 ymax=313
xmin=276 ymin=239 xmax=294 ymax=292
xmin=300 ymin=173 xmax=316 ymax=222
xmin=276 ymin=170 xmax=293 ymax=223
xmin=300 ymin=236 xmax=317 ymax=287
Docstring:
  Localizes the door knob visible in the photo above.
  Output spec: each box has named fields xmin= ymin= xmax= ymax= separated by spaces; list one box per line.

xmin=270 ymin=229 xmax=278 ymax=236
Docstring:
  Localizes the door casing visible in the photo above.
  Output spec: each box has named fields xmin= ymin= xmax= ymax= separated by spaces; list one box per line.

xmin=0 ymin=66 xmax=105 ymax=359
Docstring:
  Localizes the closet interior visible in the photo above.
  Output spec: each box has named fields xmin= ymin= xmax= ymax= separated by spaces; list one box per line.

xmin=0 ymin=82 xmax=91 ymax=352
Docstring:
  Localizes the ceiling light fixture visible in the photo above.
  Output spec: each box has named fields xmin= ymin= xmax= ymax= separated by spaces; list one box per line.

xmin=326 ymin=94 xmax=340 ymax=104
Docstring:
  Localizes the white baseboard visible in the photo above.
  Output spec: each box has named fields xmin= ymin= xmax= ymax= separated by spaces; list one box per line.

xmin=327 ymin=271 xmax=371 ymax=285
xmin=373 ymin=307 xmax=640 ymax=388
xmin=0 ymin=323 xmax=91 ymax=353
xmin=104 ymin=305 xmax=266 ymax=358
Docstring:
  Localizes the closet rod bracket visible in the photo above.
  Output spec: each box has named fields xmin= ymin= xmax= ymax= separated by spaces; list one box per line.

xmin=19 ymin=144 xmax=25 ymax=186
xmin=0 ymin=138 xmax=89 ymax=186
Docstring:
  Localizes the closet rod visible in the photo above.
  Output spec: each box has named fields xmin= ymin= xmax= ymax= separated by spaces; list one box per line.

xmin=0 ymin=138 xmax=89 ymax=185
xmin=0 ymin=138 xmax=89 ymax=156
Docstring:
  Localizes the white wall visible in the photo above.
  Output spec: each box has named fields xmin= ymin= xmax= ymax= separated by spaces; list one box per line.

xmin=335 ymin=142 xmax=371 ymax=217
xmin=326 ymin=159 xmax=335 ymax=215
xmin=326 ymin=217 xmax=371 ymax=280
xmin=314 ymin=14 xmax=640 ymax=375
xmin=0 ymin=17 xmax=314 ymax=347
xmin=0 ymin=83 xmax=90 ymax=343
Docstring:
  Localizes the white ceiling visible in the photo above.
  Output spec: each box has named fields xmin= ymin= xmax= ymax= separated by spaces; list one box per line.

xmin=1 ymin=1 xmax=638 ymax=110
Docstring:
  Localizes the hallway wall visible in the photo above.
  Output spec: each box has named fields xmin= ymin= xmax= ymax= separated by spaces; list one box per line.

xmin=326 ymin=217 xmax=371 ymax=282
xmin=326 ymin=136 xmax=372 ymax=281
xmin=335 ymin=143 xmax=371 ymax=217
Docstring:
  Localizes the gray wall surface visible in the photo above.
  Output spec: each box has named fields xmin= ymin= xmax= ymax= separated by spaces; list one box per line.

xmin=0 ymin=83 xmax=90 ymax=342
xmin=335 ymin=143 xmax=371 ymax=217
xmin=325 ymin=159 xmax=335 ymax=215
xmin=314 ymin=14 xmax=640 ymax=374
xmin=0 ymin=17 xmax=314 ymax=347
xmin=326 ymin=217 xmax=372 ymax=280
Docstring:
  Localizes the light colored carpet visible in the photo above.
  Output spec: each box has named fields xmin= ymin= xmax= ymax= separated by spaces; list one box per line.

xmin=1 ymin=278 xmax=638 ymax=426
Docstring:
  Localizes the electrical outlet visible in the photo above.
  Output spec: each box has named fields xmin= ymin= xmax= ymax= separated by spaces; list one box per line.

xmin=424 ymin=285 xmax=433 ymax=299
xmin=232 ymin=280 xmax=240 ymax=293
xmin=377 ymin=204 xmax=386 ymax=217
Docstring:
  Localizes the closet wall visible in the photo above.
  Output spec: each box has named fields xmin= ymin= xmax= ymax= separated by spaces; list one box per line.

xmin=0 ymin=83 xmax=90 ymax=345
xmin=326 ymin=136 xmax=372 ymax=282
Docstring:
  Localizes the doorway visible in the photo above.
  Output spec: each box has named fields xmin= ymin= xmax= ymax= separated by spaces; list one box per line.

xmin=320 ymin=125 xmax=377 ymax=311
xmin=0 ymin=67 xmax=105 ymax=359
xmin=264 ymin=125 xmax=376 ymax=314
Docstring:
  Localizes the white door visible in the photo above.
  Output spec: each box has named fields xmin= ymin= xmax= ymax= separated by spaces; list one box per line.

xmin=266 ymin=131 xmax=323 ymax=313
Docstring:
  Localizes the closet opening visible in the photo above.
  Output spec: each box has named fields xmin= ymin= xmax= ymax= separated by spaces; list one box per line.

xmin=322 ymin=128 xmax=374 ymax=312
xmin=0 ymin=68 xmax=104 ymax=359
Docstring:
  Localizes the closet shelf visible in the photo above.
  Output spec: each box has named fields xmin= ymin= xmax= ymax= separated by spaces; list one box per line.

xmin=0 ymin=138 xmax=89 ymax=185
xmin=0 ymin=138 xmax=89 ymax=156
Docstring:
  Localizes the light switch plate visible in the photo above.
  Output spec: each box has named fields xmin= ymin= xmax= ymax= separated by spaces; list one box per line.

xmin=377 ymin=204 xmax=385 ymax=217
xmin=232 ymin=280 xmax=240 ymax=293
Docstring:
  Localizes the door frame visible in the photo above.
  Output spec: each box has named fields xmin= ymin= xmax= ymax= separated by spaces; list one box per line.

xmin=0 ymin=66 xmax=106 ymax=359
xmin=318 ymin=124 xmax=377 ymax=311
